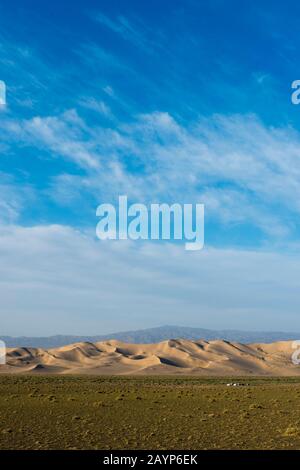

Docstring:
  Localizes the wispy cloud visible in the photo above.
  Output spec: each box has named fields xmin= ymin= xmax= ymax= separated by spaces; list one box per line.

xmin=78 ymin=97 xmax=113 ymax=118
xmin=2 ymin=109 xmax=300 ymax=241
xmin=92 ymin=12 xmax=162 ymax=54
xmin=0 ymin=172 xmax=35 ymax=225
xmin=1 ymin=109 xmax=101 ymax=169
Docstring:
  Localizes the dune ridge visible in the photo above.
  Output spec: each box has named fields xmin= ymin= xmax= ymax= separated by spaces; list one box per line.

xmin=0 ymin=338 xmax=299 ymax=375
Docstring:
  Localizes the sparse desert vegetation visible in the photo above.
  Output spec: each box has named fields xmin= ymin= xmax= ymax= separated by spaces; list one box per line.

xmin=0 ymin=376 xmax=300 ymax=449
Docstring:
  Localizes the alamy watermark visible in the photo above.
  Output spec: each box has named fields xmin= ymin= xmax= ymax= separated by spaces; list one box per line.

xmin=0 ymin=341 xmax=6 ymax=365
xmin=96 ymin=196 xmax=204 ymax=251
xmin=0 ymin=80 xmax=6 ymax=106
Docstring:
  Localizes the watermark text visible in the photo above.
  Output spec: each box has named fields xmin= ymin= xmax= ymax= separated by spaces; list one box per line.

xmin=96 ymin=196 xmax=204 ymax=251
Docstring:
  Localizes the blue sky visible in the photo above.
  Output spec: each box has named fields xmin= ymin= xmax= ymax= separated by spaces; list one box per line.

xmin=1 ymin=0 xmax=300 ymax=335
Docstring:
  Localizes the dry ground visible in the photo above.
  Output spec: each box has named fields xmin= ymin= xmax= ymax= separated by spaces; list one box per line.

xmin=0 ymin=376 xmax=300 ymax=449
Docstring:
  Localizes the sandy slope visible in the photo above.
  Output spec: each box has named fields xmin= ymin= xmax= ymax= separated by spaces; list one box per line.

xmin=0 ymin=339 xmax=299 ymax=375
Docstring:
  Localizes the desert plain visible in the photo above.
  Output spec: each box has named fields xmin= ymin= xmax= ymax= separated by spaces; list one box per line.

xmin=1 ymin=339 xmax=300 ymax=450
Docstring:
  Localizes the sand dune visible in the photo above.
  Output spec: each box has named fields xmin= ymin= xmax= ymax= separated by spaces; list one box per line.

xmin=0 ymin=338 xmax=299 ymax=375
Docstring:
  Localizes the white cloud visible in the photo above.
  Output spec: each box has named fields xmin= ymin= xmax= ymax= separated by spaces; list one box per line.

xmin=1 ymin=109 xmax=101 ymax=169
xmin=93 ymin=13 xmax=158 ymax=53
xmin=79 ymin=97 xmax=113 ymax=117
xmin=1 ymin=223 xmax=300 ymax=335
xmin=0 ymin=173 xmax=35 ymax=224
xmin=2 ymin=110 xmax=300 ymax=241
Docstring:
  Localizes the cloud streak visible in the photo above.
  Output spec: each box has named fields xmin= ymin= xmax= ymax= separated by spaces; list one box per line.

xmin=2 ymin=109 xmax=300 ymax=242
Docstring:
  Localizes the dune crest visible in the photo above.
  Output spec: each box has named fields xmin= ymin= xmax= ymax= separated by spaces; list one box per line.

xmin=0 ymin=338 xmax=299 ymax=375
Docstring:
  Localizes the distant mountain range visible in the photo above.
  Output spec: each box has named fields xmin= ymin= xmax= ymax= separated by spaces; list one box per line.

xmin=1 ymin=325 xmax=300 ymax=348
